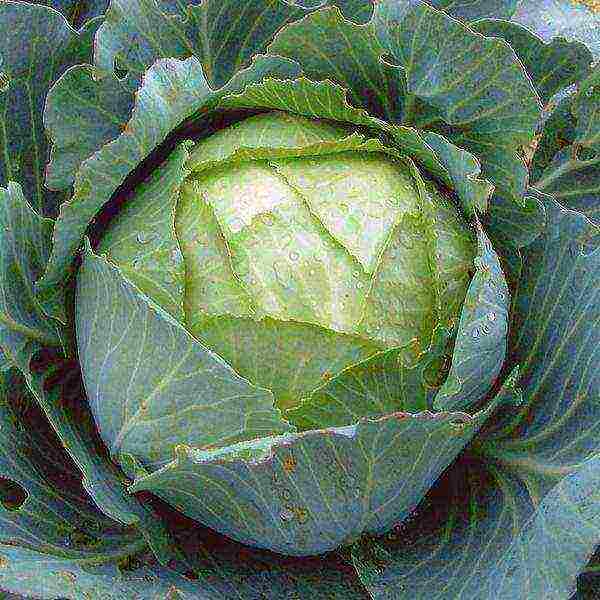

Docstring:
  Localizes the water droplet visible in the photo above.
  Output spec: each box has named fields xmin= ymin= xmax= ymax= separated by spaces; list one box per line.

xmin=289 ymin=251 xmax=300 ymax=261
xmin=356 ymin=281 xmax=364 ymax=289
xmin=263 ymin=214 xmax=274 ymax=226
xmin=487 ymin=312 xmax=496 ymax=322
xmin=171 ymin=248 xmax=180 ymax=263
xmin=481 ymin=324 xmax=491 ymax=335
xmin=132 ymin=259 xmax=142 ymax=270
xmin=352 ymin=270 xmax=360 ymax=278
xmin=136 ymin=231 xmax=149 ymax=244
xmin=0 ymin=72 xmax=9 ymax=93
xmin=472 ymin=328 xmax=480 ymax=339
xmin=280 ymin=508 xmax=294 ymax=522
xmin=308 ymin=269 xmax=316 ymax=276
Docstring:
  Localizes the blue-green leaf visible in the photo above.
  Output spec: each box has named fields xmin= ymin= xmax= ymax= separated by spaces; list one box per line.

xmin=434 ymin=223 xmax=509 ymax=411
xmin=513 ymin=0 xmax=600 ymax=60
xmin=38 ymin=54 xmax=299 ymax=294
xmin=76 ymin=244 xmax=293 ymax=471
xmin=0 ymin=183 xmax=63 ymax=370
xmin=94 ymin=0 xmax=311 ymax=87
xmin=471 ymin=19 xmax=593 ymax=104
xmin=0 ymin=369 xmax=152 ymax=599
xmin=486 ymin=191 xmax=546 ymax=250
xmin=478 ymin=196 xmax=599 ymax=497
xmin=0 ymin=1 xmax=100 ymax=216
xmin=268 ymin=7 xmax=402 ymax=122
xmin=373 ymin=0 xmax=542 ymax=203
xmin=350 ymin=450 xmax=600 ymax=599
xmin=42 ymin=0 xmax=110 ymax=27
xmin=426 ymin=0 xmax=520 ymax=21
xmin=0 ymin=185 xmax=174 ymax=566
xmin=129 ymin=396 xmax=500 ymax=556
xmin=44 ymin=65 xmax=135 ymax=192
xmin=533 ymin=70 xmax=599 ymax=225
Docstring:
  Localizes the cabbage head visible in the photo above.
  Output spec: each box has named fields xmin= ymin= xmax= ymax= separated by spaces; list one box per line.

xmin=0 ymin=1 xmax=598 ymax=599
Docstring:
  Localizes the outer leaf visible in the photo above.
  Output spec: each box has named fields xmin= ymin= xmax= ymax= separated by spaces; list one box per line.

xmin=0 ymin=183 xmax=63 ymax=370
xmin=44 ymin=65 xmax=134 ymax=191
xmin=433 ymin=223 xmax=509 ymax=411
xmin=373 ymin=0 xmax=542 ymax=203
xmin=0 ymin=183 xmax=173 ymax=563
xmin=44 ymin=0 xmax=110 ymax=27
xmin=0 ymin=1 xmax=99 ymax=216
xmin=351 ymin=197 xmax=600 ymax=598
xmin=95 ymin=0 xmax=366 ymax=87
xmin=486 ymin=191 xmax=546 ymax=250
xmin=0 ymin=369 xmax=151 ymax=599
xmin=38 ymin=54 xmax=300 ymax=293
xmin=0 ymin=374 xmax=369 ymax=600
xmin=471 ymin=19 xmax=593 ymax=104
xmin=477 ymin=197 xmax=600 ymax=496
xmin=76 ymin=244 xmax=293 ymax=470
xmin=129 ymin=395 xmax=501 ymax=556
xmin=513 ymin=0 xmax=600 ymax=59
xmin=425 ymin=0 xmax=520 ymax=21
xmin=0 ymin=542 xmax=370 ymax=600
xmin=350 ymin=450 xmax=600 ymax=599
xmin=533 ymin=70 xmax=599 ymax=224
xmin=268 ymin=7 xmax=402 ymax=121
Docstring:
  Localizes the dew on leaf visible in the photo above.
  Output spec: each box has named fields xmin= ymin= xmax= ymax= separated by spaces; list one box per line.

xmin=0 ymin=72 xmax=9 ymax=93
xmin=289 ymin=251 xmax=300 ymax=261
xmin=472 ymin=328 xmax=480 ymax=339
xmin=280 ymin=508 xmax=294 ymax=522
xmin=487 ymin=311 xmax=497 ymax=322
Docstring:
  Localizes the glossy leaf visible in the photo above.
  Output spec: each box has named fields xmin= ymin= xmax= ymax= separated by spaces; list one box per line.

xmin=350 ymin=450 xmax=600 ymax=599
xmin=434 ymin=223 xmax=509 ymax=412
xmin=477 ymin=196 xmax=600 ymax=489
xmin=221 ymin=75 xmax=494 ymax=216
xmin=471 ymin=19 xmax=593 ymax=104
xmin=0 ymin=183 xmax=63 ymax=371
xmin=130 ymin=397 xmax=501 ymax=556
xmin=95 ymin=143 xmax=189 ymax=322
xmin=532 ymin=70 xmax=599 ymax=224
xmin=372 ymin=0 xmax=541 ymax=203
xmin=38 ymin=54 xmax=300 ymax=293
xmin=0 ymin=1 xmax=99 ymax=217
xmin=286 ymin=326 xmax=450 ymax=429
xmin=76 ymin=244 xmax=293 ymax=470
